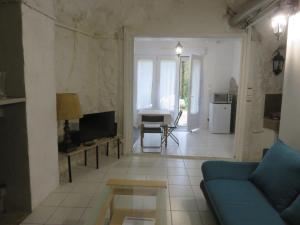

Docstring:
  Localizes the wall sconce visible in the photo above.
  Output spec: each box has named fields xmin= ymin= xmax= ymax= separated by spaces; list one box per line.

xmin=271 ymin=14 xmax=288 ymax=40
xmin=272 ymin=50 xmax=285 ymax=75
xmin=175 ymin=42 xmax=183 ymax=57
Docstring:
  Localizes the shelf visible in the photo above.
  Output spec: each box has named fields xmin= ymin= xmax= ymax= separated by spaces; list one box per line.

xmin=0 ymin=98 xmax=26 ymax=106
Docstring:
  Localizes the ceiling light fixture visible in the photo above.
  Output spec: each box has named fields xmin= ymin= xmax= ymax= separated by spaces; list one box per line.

xmin=175 ymin=42 xmax=183 ymax=57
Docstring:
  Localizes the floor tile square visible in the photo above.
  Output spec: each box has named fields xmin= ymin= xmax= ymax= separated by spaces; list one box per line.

xmin=60 ymin=193 xmax=93 ymax=207
xmin=167 ymin=167 xmax=187 ymax=176
xmin=45 ymin=207 xmax=85 ymax=225
xmin=199 ymin=210 xmax=218 ymax=225
xmin=54 ymin=183 xmax=75 ymax=193
xmin=184 ymin=160 xmax=205 ymax=168
xmin=41 ymin=193 xmax=67 ymax=207
xmin=172 ymin=211 xmax=203 ymax=225
xmin=196 ymin=198 xmax=209 ymax=211
xmin=71 ymin=182 xmax=102 ymax=194
xmin=189 ymin=176 xmax=202 ymax=186
xmin=77 ymin=208 xmax=94 ymax=225
xmin=170 ymin=197 xmax=198 ymax=211
xmin=187 ymin=168 xmax=203 ymax=177
xmin=192 ymin=186 xmax=205 ymax=198
xmin=168 ymin=175 xmax=190 ymax=185
xmin=169 ymin=185 xmax=194 ymax=197
xmin=22 ymin=206 xmax=56 ymax=224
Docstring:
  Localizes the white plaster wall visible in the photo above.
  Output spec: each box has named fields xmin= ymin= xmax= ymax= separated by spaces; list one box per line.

xmin=52 ymin=0 xmax=278 ymax=160
xmin=202 ymin=39 xmax=241 ymax=127
xmin=245 ymin=17 xmax=286 ymax=161
xmin=55 ymin=28 xmax=122 ymax=136
xmin=55 ymin=29 xmax=100 ymax=114
xmin=22 ymin=2 xmax=59 ymax=209
xmin=53 ymin=0 xmax=242 ymax=137
xmin=279 ymin=12 xmax=300 ymax=151
xmin=54 ymin=0 xmax=237 ymax=36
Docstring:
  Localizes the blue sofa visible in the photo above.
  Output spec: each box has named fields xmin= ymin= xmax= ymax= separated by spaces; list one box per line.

xmin=200 ymin=140 xmax=300 ymax=225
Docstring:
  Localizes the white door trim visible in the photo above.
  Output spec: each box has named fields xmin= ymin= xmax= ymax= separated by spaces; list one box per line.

xmin=123 ymin=29 xmax=251 ymax=161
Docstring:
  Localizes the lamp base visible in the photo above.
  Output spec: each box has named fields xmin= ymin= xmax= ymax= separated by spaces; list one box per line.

xmin=58 ymin=120 xmax=77 ymax=153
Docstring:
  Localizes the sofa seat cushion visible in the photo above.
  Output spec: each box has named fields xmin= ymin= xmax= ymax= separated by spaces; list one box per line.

xmin=281 ymin=195 xmax=300 ymax=225
xmin=202 ymin=161 xmax=259 ymax=181
xmin=205 ymin=179 xmax=286 ymax=225
xmin=249 ymin=140 xmax=300 ymax=212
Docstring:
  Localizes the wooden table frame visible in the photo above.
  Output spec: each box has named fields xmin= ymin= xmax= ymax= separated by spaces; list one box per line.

xmin=94 ymin=179 xmax=167 ymax=225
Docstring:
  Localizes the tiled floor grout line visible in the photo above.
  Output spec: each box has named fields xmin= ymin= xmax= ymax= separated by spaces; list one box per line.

xmin=23 ymin=156 xmax=213 ymax=225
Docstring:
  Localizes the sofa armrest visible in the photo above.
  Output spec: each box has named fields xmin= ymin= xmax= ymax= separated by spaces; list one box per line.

xmin=202 ymin=161 xmax=259 ymax=181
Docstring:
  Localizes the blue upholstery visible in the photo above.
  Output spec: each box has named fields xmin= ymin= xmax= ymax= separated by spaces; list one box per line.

xmin=281 ymin=195 xmax=300 ymax=225
xmin=249 ymin=140 xmax=300 ymax=212
xmin=204 ymin=180 xmax=286 ymax=225
xmin=202 ymin=161 xmax=259 ymax=181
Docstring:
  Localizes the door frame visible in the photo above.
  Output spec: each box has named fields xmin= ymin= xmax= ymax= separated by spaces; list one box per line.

xmin=123 ymin=29 xmax=252 ymax=161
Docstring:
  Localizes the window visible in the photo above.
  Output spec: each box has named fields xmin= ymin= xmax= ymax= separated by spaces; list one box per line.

xmin=159 ymin=60 xmax=177 ymax=111
xmin=136 ymin=59 xmax=154 ymax=110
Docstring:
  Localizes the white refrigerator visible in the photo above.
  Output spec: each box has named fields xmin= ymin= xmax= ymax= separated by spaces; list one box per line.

xmin=209 ymin=103 xmax=232 ymax=134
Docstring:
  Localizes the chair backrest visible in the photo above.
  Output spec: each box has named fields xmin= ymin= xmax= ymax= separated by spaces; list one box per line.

xmin=173 ymin=110 xmax=183 ymax=127
xmin=141 ymin=115 xmax=164 ymax=123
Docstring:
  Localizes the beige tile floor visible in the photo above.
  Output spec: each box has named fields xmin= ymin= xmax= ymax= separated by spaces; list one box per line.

xmin=133 ymin=129 xmax=234 ymax=158
xmin=21 ymin=155 xmax=218 ymax=225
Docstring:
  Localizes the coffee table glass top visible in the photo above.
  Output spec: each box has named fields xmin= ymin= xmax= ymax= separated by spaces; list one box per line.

xmin=86 ymin=179 xmax=168 ymax=225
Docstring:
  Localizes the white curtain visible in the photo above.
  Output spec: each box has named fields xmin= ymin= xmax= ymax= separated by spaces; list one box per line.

xmin=136 ymin=59 xmax=153 ymax=110
xmin=134 ymin=57 xmax=179 ymax=126
xmin=159 ymin=60 xmax=176 ymax=111
xmin=159 ymin=60 xmax=177 ymax=113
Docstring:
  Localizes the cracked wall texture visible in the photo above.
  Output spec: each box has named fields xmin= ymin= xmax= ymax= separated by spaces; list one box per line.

xmin=53 ymin=0 xmax=240 ymax=136
xmin=52 ymin=0 xmax=284 ymax=159
xmin=246 ymin=17 xmax=286 ymax=161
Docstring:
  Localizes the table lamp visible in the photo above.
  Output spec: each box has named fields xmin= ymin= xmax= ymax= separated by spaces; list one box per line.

xmin=57 ymin=93 xmax=82 ymax=150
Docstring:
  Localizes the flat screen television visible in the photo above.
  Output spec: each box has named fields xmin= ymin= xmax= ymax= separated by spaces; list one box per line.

xmin=79 ymin=111 xmax=116 ymax=142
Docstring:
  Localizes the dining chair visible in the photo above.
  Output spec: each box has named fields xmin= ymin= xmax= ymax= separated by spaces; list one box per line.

xmin=162 ymin=111 xmax=182 ymax=146
xmin=140 ymin=115 xmax=164 ymax=151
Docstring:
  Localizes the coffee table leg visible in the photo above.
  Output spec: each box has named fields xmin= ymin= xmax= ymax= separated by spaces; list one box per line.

xmin=96 ymin=146 xmax=99 ymax=169
xmin=84 ymin=150 xmax=87 ymax=166
xmin=68 ymin=155 xmax=72 ymax=183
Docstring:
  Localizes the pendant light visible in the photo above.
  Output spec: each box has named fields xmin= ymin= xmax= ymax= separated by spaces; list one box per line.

xmin=175 ymin=42 xmax=183 ymax=57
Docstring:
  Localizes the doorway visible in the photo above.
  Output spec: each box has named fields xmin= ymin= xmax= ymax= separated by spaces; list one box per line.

xmin=178 ymin=55 xmax=203 ymax=132
xmin=131 ymin=37 xmax=242 ymax=158
xmin=178 ymin=57 xmax=190 ymax=127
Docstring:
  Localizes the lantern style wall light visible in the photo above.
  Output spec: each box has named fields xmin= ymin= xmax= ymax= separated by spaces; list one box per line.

xmin=272 ymin=50 xmax=285 ymax=75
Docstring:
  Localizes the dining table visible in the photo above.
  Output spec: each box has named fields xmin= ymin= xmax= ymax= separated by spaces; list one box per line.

xmin=138 ymin=109 xmax=173 ymax=147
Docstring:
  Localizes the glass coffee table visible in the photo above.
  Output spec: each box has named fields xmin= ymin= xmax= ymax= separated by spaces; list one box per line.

xmin=86 ymin=179 xmax=168 ymax=225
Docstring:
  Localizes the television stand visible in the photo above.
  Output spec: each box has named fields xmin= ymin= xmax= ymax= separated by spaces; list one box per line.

xmin=62 ymin=143 xmax=99 ymax=182
xmin=61 ymin=136 xmax=124 ymax=182
xmin=104 ymin=136 xmax=124 ymax=159
xmin=83 ymin=141 xmax=96 ymax=146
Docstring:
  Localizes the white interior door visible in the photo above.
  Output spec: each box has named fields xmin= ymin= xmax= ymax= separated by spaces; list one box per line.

xmin=187 ymin=55 xmax=202 ymax=131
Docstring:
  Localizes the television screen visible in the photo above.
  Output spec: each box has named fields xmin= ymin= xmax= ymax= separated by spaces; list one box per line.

xmin=79 ymin=111 xmax=115 ymax=142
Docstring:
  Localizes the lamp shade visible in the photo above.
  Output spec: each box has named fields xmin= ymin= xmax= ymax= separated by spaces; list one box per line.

xmin=56 ymin=93 xmax=82 ymax=120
